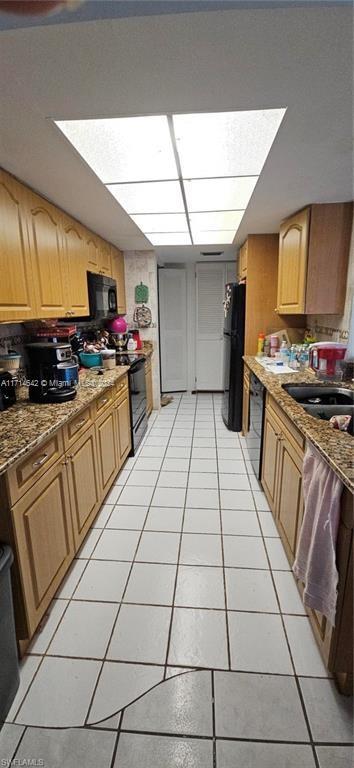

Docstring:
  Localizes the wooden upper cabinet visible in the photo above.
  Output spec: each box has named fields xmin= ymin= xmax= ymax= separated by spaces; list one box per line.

xmin=86 ymin=231 xmax=100 ymax=274
xmin=61 ymin=215 xmax=89 ymax=317
xmin=99 ymin=238 xmax=112 ymax=276
xmin=111 ymin=246 xmax=126 ymax=314
xmin=277 ymin=208 xmax=309 ymax=314
xmin=26 ymin=192 xmax=67 ymax=317
xmin=0 ymin=171 xmax=37 ymax=322
xmin=277 ymin=203 xmax=353 ymax=315
xmin=238 ymin=241 xmax=248 ymax=280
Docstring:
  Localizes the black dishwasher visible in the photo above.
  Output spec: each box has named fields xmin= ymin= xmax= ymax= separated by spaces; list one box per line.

xmin=0 ymin=545 xmax=19 ymax=726
xmin=246 ymin=373 xmax=266 ymax=479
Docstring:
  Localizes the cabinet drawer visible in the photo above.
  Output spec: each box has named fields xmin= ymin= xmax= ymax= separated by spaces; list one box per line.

xmin=63 ymin=406 xmax=92 ymax=449
xmin=95 ymin=388 xmax=113 ymax=415
xmin=114 ymin=375 xmax=129 ymax=399
xmin=7 ymin=430 xmax=64 ymax=505
xmin=267 ymin=395 xmax=305 ymax=452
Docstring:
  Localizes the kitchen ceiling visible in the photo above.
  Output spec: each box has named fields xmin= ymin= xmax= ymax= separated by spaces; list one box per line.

xmin=0 ymin=4 xmax=352 ymax=262
xmin=56 ymin=109 xmax=285 ymax=246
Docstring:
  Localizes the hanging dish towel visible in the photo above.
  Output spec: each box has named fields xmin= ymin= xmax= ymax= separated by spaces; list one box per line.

xmin=293 ymin=442 xmax=343 ymax=626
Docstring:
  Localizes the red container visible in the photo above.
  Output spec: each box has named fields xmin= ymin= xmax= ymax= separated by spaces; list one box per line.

xmin=131 ymin=330 xmax=142 ymax=350
xmin=309 ymin=343 xmax=346 ymax=377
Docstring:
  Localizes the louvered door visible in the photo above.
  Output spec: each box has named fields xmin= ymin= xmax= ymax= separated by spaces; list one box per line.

xmin=159 ymin=268 xmax=187 ymax=392
xmin=196 ymin=262 xmax=226 ymax=390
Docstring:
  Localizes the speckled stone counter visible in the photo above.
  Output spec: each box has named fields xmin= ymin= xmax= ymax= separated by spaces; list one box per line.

xmin=0 ymin=366 xmax=130 ymax=476
xmin=244 ymin=356 xmax=354 ymax=493
xmin=116 ymin=340 xmax=153 ymax=358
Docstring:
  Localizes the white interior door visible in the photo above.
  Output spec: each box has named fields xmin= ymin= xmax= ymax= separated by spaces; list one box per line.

xmin=195 ymin=262 xmax=226 ymax=391
xmin=159 ymin=268 xmax=187 ymax=392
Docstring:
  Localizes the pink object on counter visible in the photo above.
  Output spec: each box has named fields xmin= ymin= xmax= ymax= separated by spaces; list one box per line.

xmin=293 ymin=442 xmax=343 ymax=626
xmin=107 ymin=316 xmax=127 ymax=334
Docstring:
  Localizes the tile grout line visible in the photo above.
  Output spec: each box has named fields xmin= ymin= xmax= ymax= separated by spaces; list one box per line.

xmin=213 ymin=392 xmax=232 ymax=672
xmin=84 ymin=397 xmax=183 ymax=725
xmin=162 ymin=393 xmax=198 ymax=678
xmin=211 ymin=669 xmax=217 ymax=768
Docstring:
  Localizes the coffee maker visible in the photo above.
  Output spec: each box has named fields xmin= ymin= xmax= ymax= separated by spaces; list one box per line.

xmin=26 ymin=343 xmax=78 ymax=403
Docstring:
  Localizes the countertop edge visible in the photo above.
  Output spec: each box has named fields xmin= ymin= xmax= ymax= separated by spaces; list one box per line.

xmin=243 ymin=356 xmax=354 ymax=494
xmin=0 ymin=366 xmax=130 ymax=476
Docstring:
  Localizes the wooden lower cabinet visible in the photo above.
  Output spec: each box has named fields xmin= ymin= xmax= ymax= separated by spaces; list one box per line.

xmin=261 ymin=392 xmax=353 ymax=693
xmin=66 ymin=425 xmax=101 ymax=550
xmin=11 ymin=459 xmax=74 ymax=637
xmin=276 ymin=435 xmax=304 ymax=563
xmin=145 ymin=359 xmax=153 ymax=416
xmin=95 ymin=403 xmax=120 ymax=496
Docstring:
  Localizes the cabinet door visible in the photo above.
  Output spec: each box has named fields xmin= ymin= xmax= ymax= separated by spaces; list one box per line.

xmin=95 ymin=404 xmax=119 ymax=496
xmin=239 ymin=241 xmax=248 ymax=278
xmin=100 ymin=239 xmax=112 ymax=276
xmin=26 ymin=193 xmax=67 ymax=317
xmin=62 ymin=216 xmax=89 ymax=317
xmin=11 ymin=459 xmax=74 ymax=636
xmin=145 ymin=362 xmax=153 ymax=417
xmin=111 ymin=246 xmax=126 ymax=314
xmin=0 ymin=171 xmax=37 ymax=322
xmin=276 ymin=435 xmax=304 ymax=564
xmin=261 ymin=407 xmax=281 ymax=513
xmin=66 ymin=425 xmax=101 ymax=550
xmin=116 ymin=394 xmax=131 ymax=464
xmin=86 ymin=231 xmax=100 ymax=274
xmin=277 ymin=208 xmax=310 ymax=314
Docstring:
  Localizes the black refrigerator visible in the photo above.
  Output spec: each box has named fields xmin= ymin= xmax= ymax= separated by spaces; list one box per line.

xmin=221 ymin=282 xmax=246 ymax=431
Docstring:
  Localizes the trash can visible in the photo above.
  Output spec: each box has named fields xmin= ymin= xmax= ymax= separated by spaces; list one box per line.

xmin=0 ymin=545 xmax=19 ymax=726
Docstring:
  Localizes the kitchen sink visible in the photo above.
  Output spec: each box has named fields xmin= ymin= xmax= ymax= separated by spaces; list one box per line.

xmin=282 ymin=384 xmax=354 ymax=435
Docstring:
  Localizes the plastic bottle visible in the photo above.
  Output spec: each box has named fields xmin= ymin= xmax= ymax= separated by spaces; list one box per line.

xmin=257 ymin=333 xmax=265 ymax=357
xmin=270 ymin=335 xmax=279 ymax=358
xmin=280 ymin=340 xmax=290 ymax=365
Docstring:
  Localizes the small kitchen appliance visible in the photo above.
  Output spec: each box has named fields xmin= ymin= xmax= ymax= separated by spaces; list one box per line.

xmin=309 ymin=342 xmax=347 ymax=379
xmin=0 ymin=371 xmax=16 ymax=411
xmin=26 ymin=342 xmax=78 ymax=403
xmin=71 ymin=272 xmax=117 ymax=322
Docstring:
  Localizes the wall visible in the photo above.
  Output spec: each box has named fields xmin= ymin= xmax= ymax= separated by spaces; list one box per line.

xmin=123 ymin=250 xmax=161 ymax=410
xmin=307 ymin=213 xmax=354 ymax=344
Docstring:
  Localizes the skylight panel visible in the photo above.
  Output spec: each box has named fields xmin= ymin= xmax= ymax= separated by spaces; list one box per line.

xmin=56 ymin=116 xmax=178 ymax=183
xmin=146 ymin=233 xmax=192 ymax=246
xmin=106 ymin=181 xmax=184 ymax=214
xmin=184 ymin=176 xmax=258 ymax=212
xmin=192 ymin=231 xmax=236 ymax=245
xmin=130 ymin=213 xmax=189 ymax=233
xmin=173 ymin=109 xmax=286 ymax=178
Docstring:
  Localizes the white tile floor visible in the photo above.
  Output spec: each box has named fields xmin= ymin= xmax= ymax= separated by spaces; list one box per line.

xmin=1 ymin=393 xmax=353 ymax=766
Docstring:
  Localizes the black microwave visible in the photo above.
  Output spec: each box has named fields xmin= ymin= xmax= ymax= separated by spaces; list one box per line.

xmin=86 ymin=272 xmax=118 ymax=321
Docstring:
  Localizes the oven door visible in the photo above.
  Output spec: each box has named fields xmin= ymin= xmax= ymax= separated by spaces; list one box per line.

xmin=129 ymin=358 xmax=147 ymax=427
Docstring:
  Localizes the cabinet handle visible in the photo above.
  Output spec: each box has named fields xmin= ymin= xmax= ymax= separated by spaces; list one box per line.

xmin=75 ymin=418 xmax=87 ymax=430
xmin=100 ymin=397 xmax=108 ymax=406
xmin=33 ymin=453 xmax=48 ymax=467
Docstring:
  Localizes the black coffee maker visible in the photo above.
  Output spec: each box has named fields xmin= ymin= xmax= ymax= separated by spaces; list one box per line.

xmin=26 ymin=343 xmax=79 ymax=403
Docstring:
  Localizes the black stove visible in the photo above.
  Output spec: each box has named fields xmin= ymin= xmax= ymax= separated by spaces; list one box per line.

xmin=116 ymin=354 xmax=147 ymax=454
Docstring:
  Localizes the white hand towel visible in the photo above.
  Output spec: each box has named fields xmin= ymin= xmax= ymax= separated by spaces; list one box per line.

xmin=293 ymin=442 xmax=343 ymax=626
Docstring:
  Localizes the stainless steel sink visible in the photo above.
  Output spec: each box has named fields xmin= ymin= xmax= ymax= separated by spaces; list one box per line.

xmin=282 ymin=384 xmax=354 ymax=435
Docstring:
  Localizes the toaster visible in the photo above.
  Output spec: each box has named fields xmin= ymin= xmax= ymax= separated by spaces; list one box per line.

xmin=0 ymin=372 xmax=16 ymax=411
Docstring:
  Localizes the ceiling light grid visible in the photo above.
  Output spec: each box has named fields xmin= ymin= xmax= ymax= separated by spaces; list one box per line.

xmin=56 ymin=109 xmax=286 ymax=246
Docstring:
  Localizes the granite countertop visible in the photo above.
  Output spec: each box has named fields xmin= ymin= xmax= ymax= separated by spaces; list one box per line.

xmin=0 ymin=366 xmax=130 ymax=476
xmin=244 ymin=356 xmax=354 ymax=493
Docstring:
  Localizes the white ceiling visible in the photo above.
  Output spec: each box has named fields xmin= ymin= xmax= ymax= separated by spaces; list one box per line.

xmin=0 ymin=5 xmax=352 ymax=264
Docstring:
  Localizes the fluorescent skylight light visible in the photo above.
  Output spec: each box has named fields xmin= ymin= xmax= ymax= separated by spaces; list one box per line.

xmin=190 ymin=211 xmax=244 ymax=231
xmin=146 ymin=233 xmax=192 ymax=246
xmin=184 ymin=177 xmax=258 ymax=212
xmin=56 ymin=116 xmax=178 ymax=183
xmin=130 ymin=213 xmax=188 ymax=233
xmin=192 ymin=231 xmax=236 ymax=245
xmin=106 ymin=181 xmax=184 ymax=214
xmin=55 ymin=107 xmax=286 ymax=247
xmin=173 ymin=109 xmax=286 ymax=177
